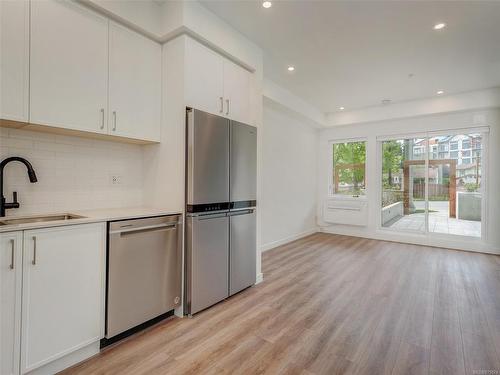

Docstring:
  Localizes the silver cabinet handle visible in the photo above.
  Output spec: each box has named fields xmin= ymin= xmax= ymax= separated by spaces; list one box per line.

xmin=100 ymin=108 xmax=105 ymax=129
xmin=32 ymin=236 xmax=37 ymax=265
xmin=226 ymin=99 xmax=230 ymax=115
xmin=112 ymin=111 xmax=117 ymax=131
xmin=9 ymin=239 xmax=15 ymax=270
xmin=219 ymin=97 xmax=223 ymax=113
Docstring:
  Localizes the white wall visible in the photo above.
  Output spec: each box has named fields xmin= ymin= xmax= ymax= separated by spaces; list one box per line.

xmin=261 ymin=101 xmax=318 ymax=251
xmin=0 ymin=127 xmax=143 ymax=216
xmin=317 ymin=108 xmax=500 ymax=254
xmin=263 ymin=79 xmax=326 ymax=128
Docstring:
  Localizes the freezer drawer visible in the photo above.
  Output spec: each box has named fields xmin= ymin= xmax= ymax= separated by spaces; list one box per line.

xmin=229 ymin=209 xmax=256 ymax=296
xmin=107 ymin=215 xmax=182 ymax=339
xmin=230 ymin=121 xmax=257 ymax=204
xmin=186 ymin=109 xmax=230 ymax=207
xmin=185 ymin=213 xmax=229 ymax=315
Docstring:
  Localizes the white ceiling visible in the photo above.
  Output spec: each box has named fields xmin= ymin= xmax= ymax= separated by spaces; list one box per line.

xmin=200 ymin=0 xmax=500 ymax=114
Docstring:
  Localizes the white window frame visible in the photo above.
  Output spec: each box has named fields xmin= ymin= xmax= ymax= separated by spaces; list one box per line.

xmin=328 ymin=138 xmax=367 ymax=199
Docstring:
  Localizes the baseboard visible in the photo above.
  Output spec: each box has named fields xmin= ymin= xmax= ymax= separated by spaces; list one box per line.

xmin=28 ymin=341 xmax=100 ymax=375
xmin=255 ymin=273 xmax=264 ymax=284
xmin=260 ymin=228 xmax=318 ymax=252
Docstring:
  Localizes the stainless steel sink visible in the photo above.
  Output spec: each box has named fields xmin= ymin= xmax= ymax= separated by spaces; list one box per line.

xmin=0 ymin=213 xmax=85 ymax=226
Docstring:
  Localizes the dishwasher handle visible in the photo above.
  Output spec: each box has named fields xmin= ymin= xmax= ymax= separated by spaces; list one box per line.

xmin=110 ymin=222 xmax=178 ymax=235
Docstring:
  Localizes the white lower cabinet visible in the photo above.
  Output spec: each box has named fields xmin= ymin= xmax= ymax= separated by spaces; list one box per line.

xmin=0 ymin=232 xmax=23 ymax=375
xmin=0 ymin=223 xmax=105 ymax=375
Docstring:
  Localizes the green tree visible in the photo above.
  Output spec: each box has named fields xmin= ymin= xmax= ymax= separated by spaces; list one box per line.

xmin=382 ymin=141 xmax=403 ymax=188
xmin=333 ymin=142 xmax=366 ymax=193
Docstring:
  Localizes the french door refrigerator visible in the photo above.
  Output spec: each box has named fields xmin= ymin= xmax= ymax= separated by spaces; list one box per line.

xmin=185 ymin=108 xmax=257 ymax=315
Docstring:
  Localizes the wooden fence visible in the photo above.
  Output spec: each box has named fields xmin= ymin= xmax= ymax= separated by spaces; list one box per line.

xmin=413 ymin=183 xmax=449 ymax=199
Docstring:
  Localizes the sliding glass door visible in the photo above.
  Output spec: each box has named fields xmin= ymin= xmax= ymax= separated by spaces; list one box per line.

xmin=381 ymin=137 xmax=426 ymax=232
xmin=380 ymin=131 xmax=484 ymax=238
xmin=427 ymin=133 xmax=482 ymax=237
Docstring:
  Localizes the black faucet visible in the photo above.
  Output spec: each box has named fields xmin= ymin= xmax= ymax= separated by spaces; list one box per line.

xmin=0 ymin=157 xmax=38 ymax=217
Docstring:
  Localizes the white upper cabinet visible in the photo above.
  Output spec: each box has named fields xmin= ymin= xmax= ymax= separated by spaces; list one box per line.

xmin=20 ymin=224 xmax=105 ymax=374
xmin=223 ymin=60 xmax=251 ymax=124
xmin=0 ymin=232 xmax=23 ymax=375
xmin=0 ymin=0 xmax=29 ymax=122
xmin=184 ymin=37 xmax=253 ymax=124
xmin=109 ymin=22 xmax=161 ymax=142
xmin=185 ymin=37 xmax=225 ymax=117
xmin=30 ymin=0 xmax=109 ymax=134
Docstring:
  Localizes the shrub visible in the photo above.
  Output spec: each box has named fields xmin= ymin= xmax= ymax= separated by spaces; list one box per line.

xmin=464 ymin=183 xmax=479 ymax=192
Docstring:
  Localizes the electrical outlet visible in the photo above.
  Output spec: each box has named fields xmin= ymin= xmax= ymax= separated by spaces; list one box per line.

xmin=110 ymin=175 xmax=122 ymax=185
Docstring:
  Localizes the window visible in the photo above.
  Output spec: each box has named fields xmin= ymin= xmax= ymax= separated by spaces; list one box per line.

xmin=462 ymin=139 xmax=471 ymax=149
xmin=332 ymin=140 xmax=366 ymax=196
xmin=413 ymin=146 xmax=424 ymax=158
xmin=430 ymin=145 xmax=438 ymax=159
xmin=380 ymin=132 xmax=484 ymax=239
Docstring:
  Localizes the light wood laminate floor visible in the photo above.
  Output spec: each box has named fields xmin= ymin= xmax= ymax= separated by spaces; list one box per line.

xmin=63 ymin=233 xmax=500 ymax=375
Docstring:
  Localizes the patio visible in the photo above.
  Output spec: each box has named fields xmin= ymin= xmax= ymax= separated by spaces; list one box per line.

xmin=385 ymin=200 xmax=481 ymax=237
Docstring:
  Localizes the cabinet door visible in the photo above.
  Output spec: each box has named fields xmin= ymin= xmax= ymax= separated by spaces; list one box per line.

xmin=109 ymin=22 xmax=161 ymax=142
xmin=188 ymin=214 xmax=229 ymax=315
xmin=20 ymin=224 xmax=105 ymax=373
xmin=30 ymin=0 xmax=108 ymax=134
xmin=223 ymin=60 xmax=251 ymax=124
xmin=0 ymin=0 xmax=29 ymax=122
xmin=230 ymin=121 xmax=257 ymax=203
xmin=229 ymin=210 xmax=256 ymax=296
xmin=0 ymin=232 xmax=23 ymax=375
xmin=185 ymin=37 xmax=224 ymax=116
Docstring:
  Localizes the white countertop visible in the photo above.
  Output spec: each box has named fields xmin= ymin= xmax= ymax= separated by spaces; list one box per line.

xmin=0 ymin=207 xmax=182 ymax=233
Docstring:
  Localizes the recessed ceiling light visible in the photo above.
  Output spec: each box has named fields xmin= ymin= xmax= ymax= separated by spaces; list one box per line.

xmin=437 ymin=90 xmax=444 ymax=95
xmin=262 ymin=1 xmax=272 ymax=8
xmin=339 ymin=107 xmax=345 ymax=111
xmin=433 ymin=22 xmax=446 ymax=30
xmin=287 ymin=66 xmax=295 ymax=72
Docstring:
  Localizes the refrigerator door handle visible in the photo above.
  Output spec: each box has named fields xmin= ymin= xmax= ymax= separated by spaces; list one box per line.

xmin=198 ymin=213 xmax=228 ymax=220
xmin=228 ymin=209 xmax=254 ymax=216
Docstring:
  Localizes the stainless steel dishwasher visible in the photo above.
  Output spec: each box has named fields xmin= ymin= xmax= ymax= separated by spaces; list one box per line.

xmin=105 ymin=215 xmax=182 ymax=343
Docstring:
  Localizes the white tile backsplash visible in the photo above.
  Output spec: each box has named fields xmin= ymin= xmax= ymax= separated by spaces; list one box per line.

xmin=0 ymin=128 xmax=144 ymax=216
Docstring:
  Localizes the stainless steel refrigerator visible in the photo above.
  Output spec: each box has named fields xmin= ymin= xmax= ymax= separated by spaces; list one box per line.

xmin=185 ymin=108 xmax=257 ymax=315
